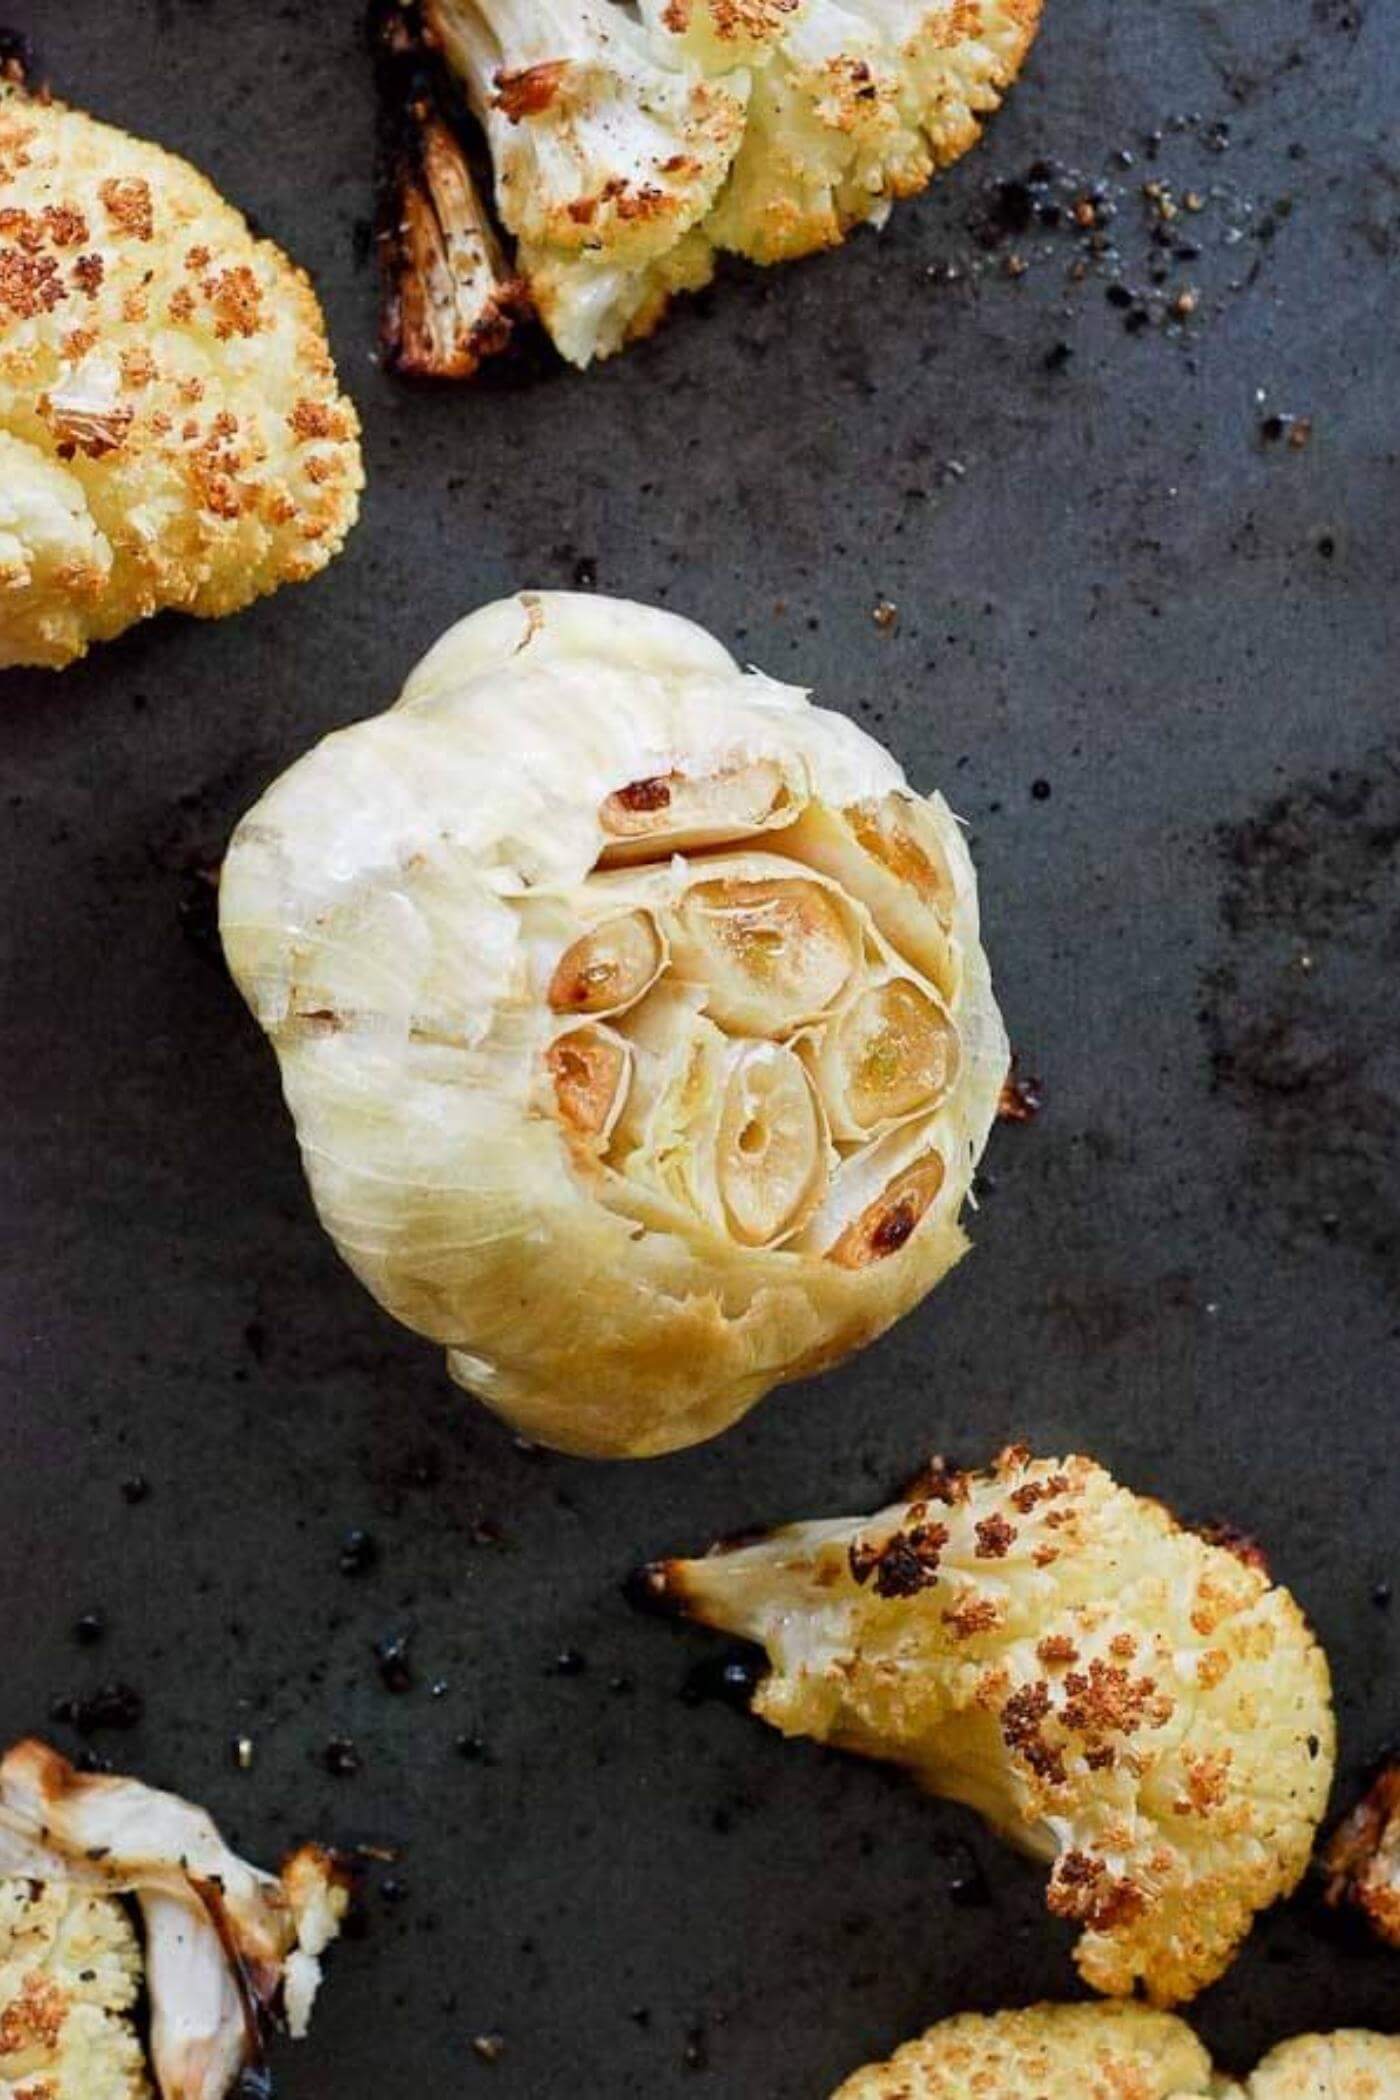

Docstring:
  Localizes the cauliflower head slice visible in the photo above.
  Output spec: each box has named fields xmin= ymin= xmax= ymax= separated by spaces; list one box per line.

xmin=636 ymin=0 xmax=811 ymax=72
xmin=829 ymin=2000 xmax=1213 ymax=2099
xmin=0 ymin=72 xmax=361 ymax=670
xmin=424 ymin=0 xmax=746 ymax=361
xmin=0 ymin=1881 xmax=150 ymax=2100
xmin=706 ymin=0 xmax=1043 ymax=264
xmin=828 ymin=2005 xmax=1400 ymax=2100
xmin=645 ymin=1447 xmax=1335 ymax=2004
xmin=0 ymin=1740 xmax=348 ymax=2100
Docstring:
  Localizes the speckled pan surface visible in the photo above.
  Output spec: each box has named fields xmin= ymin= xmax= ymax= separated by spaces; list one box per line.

xmin=1 ymin=1 xmax=1396 ymax=2094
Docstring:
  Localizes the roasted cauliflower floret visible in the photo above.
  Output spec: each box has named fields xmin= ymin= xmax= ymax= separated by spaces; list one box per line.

xmin=644 ymin=1447 xmax=1335 ymax=2004
xmin=1239 ymin=2033 xmax=1400 ymax=2100
xmin=829 ymin=2001 xmax=1212 ymax=2099
xmin=708 ymin=0 xmax=1041 ymax=264
xmin=0 ymin=1740 xmax=348 ymax=2099
xmin=829 ymin=2006 xmax=1400 ymax=2100
xmin=395 ymin=0 xmax=1041 ymax=365
xmin=1322 ymin=1762 xmax=1400 ymax=1948
xmin=424 ymin=0 xmax=747 ymax=362
xmin=0 ymin=1881 xmax=150 ymax=2100
xmin=0 ymin=66 xmax=362 ymax=670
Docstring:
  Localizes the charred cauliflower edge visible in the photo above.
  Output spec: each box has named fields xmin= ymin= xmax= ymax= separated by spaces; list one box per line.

xmin=641 ymin=1446 xmax=1335 ymax=2005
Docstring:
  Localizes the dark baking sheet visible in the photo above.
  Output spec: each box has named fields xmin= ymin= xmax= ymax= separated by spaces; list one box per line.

xmin=3 ymin=1 xmax=1398 ymax=2092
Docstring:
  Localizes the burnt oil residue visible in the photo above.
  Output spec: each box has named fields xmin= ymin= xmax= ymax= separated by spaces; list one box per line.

xmin=1201 ymin=758 xmax=1400 ymax=1286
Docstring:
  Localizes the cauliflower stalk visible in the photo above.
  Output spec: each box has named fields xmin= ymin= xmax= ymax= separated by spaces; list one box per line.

xmin=830 ymin=2004 xmax=1400 ymax=2100
xmin=0 ymin=1740 xmax=347 ymax=2100
xmin=1323 ymin=1761 xmax=1400 ymax=1949
xmin=390 ymin=0 xmax=1041 ymax=367
xmin=0 ymin=60 xmax=361 ymax=670
xmin=644 ymin=1447 xmax=1335 ymax=2004
xmin=424 ymin=0 xmax=748 ymax=363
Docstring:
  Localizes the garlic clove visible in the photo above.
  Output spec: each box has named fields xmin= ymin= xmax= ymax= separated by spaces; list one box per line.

xmin=546 ymin=907 xmax=665 ymax=1017
xmin=827 ymin=1152 xmax=947 ymax=1268
xmin=781 ymin=790 xmax=967 ymax=1003
xmin=715 ymin=1042 xmax=826 ymax=1247
xmin=667 ymin=872 xmax=858 ymax=1036
xmin=812 ymin=974 xmax=961 ymax=1141
xmin=546 ymin=1024 xmax=632 ymax=1148
xmin=597 ymin=755 xmax=805 ymax=864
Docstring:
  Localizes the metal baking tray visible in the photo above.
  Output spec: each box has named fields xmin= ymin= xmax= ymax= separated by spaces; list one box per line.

xmin=2 ymin=1 xmax=1396 ymax=2091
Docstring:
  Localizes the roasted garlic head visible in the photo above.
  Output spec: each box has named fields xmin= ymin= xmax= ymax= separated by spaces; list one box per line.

xmin=221 ymin=591 xmax=1007 ymax=1457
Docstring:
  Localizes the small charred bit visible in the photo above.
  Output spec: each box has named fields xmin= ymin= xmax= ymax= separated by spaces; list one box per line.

xmin=680 ymin=1649 xmax=765 ymax=1710
xmin=0 ymin=27 xmax=35 ymax=91
xmin=850 ymin=1521 xmax=949 ymax=1599
xmin=1322 ymin=1761 xmax=1400 ymax=1946
xmin=374 ymin=1630 xmax=414 ymax=1693
xmin=624 ymin=1558 xmax=694 ymax=1618
xmin=1195 ymin=1518 xmax=1271 ymax=1577
xmin=373 ymin=0 xmax=529 ymax=379
xmin=49 ymin=1682 xmax=144 ymax=1734
xmin=997 ymin=1063 xmax=1045 ymax=1123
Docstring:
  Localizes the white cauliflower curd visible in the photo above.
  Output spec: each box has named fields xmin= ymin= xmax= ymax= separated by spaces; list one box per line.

xmin=220 ymin=589 xmax=1007 ymax=1459
xmin=830 ymin=2005 xmax=1400 ymax=2100
xmin=0 ymin=1740 xmax=347 ymax=2099
xmin=0 ymin=56 xmax=361 ymax=669
xmin=643 ymin=1446 xmax=1335 ymax=2003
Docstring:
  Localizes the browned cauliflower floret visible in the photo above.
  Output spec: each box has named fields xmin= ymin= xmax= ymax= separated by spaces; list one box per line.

xmin=1322 ymin=1761 xmax=1400 ymax=1948
xmin=0 ymin=1880 xmax=150 ymax=2100
xmin=1239 ymin=2033 xmax=1400 ymax=2100
xmin=829 ymin=2006 xmax=1400 ymax=2100
xmin=0 ymin=64 xmax=362 ymax=670
xmin=707 ymin=0 xmax=1044 ymax=266
xmin=829 ymin=2000 xmax=1212 ymax=2099
xmin=0 ymin=1740 xmax=348 ymax=2100
xmin=643 ymin=1447 xmax=1335 ymax=2005
xmin=394 ymin=0 xmax=1041 ymax=367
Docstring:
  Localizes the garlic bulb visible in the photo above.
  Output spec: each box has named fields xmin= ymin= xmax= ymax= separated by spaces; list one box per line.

xmin=221 ymin=592 xmax=1008 ymax=1457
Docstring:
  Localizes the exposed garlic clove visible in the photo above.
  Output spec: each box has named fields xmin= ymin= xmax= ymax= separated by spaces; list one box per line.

xmin=546 ymin=1024 xmax=632 ymax=1149
xmin=811 ymin=974 xmax=961 ymax=1141
xmin=667 ymin=872 xmax=858 ymax=1036
xmin=597 ymin=755 xmax=805 ymax=864
xmin=547 ymin=907 xmax=665 ymax=1017
xmin=794 ymin=1115 xmax=950 ymax=1266
xmin=828 ymin=1153 xmax=946 ymax=1268
xmin=715 ymin=1042 xmax=826 ymax=1246
xmin=781 ymin=790 xmax=967 ymax=1003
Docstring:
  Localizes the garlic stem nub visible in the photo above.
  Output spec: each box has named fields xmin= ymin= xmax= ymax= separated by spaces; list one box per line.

xmin=828 ymin=1152 xmax=946 ymax=1268
xmin=716 ymin=1043 xmax=826 ymax=1247
xmin=597 ymin=757 xmax=803 ymax=863
xmin=547 ymin=907 xmax=664 ymax=1017
xmin=547 ymin=1024 xmax=632 ymax=1148
xmin=667 ymin=873 xmax=858 ymax=1036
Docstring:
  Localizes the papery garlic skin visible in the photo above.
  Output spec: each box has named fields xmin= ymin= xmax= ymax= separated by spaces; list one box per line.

xmin=221 ymin=591 xmax=1007 ymax=1458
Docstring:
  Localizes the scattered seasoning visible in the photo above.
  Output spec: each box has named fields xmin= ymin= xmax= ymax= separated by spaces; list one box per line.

xmin=50 ymin=1683 xmax=144 ymax=1734
xmin=549 ymin=1648 xmax=587 ymax=1677
xmin=120 ymin=1476 xmax=150 ymax=1505
xmin=455 ymin=1732 xmax=489 ymax=1762
xmin=572 ymin=556 xmax=597 ymax=589
xmin=683 ymin=2027 xmax=709 ymax=2071
xmin=232 ymin=1734 xmax=255 ymax=1771
xmin=339 ymin=1528 xmax=378 ymax=1576
xmin=471 ymin=2033 xmax=506 ymax=2065
xmin=380 ymin=1876 xmax=410 ymax=1905
xmin=323 ymin=1735 xmax=361 ymax=1777
xmin=1260 ymin=411 xmax=1312 ymax=447
xmin=1043 ymin=340 xmax=1073 ymax=371
xmin=1374 ymin=1583 xmax=1393 ymax=1610
xmin=946 ymin=1846 xmax=992 ymax=1908
xmin=374 ymin=1631 xmax=414 ymax=1693
xmin=871 ymin=597 xmax=899 ymax=632
xmin=1030 ymin=777 xmax=1052 ymax=801
xmin=73 ymin=1612 xmax=106 ymax=1646
xmin=430 ymin=1678 xmax=450 ymax=1699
